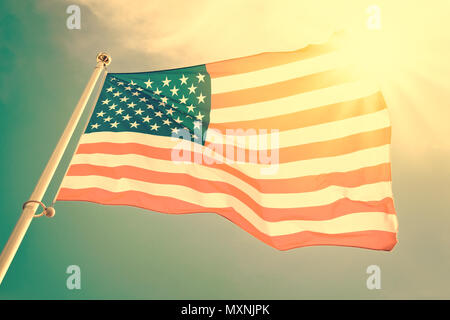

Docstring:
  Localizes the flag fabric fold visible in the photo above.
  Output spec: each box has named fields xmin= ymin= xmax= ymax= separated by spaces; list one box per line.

xmin=56 ymin=35 xmax=398 ymax=251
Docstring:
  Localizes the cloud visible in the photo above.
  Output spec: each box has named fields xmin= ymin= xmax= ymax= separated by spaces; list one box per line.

xmin=65 ymin=0 xmax=450 ymax=156
xmin=74 ymin=0 xmax=363 ymax=63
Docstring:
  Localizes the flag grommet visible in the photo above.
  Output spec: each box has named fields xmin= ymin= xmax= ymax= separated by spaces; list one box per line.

xmin=22 ymin=200 xmax=55 ymax=218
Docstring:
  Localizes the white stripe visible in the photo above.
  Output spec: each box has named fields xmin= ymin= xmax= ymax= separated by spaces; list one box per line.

xmin=211 ymin=51 xmax=347 ymax=94
xmin=67 ymin=152 xmax=392 ymax=208
xmin=60 ymin=175 xmax=398 ymax=236
xmin=210 ymin=80 xmax=380 ymax=123
xmin=76 ymin=131 xmax=391 ymax=179
xmin=205 ymin=109 xmax=390 ymax=150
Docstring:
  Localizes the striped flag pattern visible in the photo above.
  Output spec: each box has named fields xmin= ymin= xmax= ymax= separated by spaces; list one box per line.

xmin=57 ymin=35 xmax=398 ymax=251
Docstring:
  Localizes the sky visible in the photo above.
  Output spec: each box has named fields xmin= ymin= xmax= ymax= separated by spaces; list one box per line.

xmin=0 ymin=0 xmax=449 ymax=299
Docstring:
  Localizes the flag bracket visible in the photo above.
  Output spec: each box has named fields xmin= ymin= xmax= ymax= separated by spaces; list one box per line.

xmin=22 ymin=200 xmax=55 ymax=218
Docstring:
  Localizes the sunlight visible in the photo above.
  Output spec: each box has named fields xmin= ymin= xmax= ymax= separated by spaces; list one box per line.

xmin=336 ymin=1 xmax=450 ymax=155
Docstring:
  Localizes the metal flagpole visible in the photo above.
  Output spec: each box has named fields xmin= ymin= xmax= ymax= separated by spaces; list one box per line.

xmin=0 ymin=52 xmax=111 ymax=285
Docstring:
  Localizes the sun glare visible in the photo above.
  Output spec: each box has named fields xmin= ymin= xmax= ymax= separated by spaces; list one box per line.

xmin=332 ymin=0 xmax=450 ymax=155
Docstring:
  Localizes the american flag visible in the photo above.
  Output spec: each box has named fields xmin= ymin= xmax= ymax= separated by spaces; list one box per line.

xmin=56 ymin=35 xmax=398 ymax=251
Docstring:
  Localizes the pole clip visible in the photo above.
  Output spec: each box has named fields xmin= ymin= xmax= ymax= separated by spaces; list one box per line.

xmin=22 ymin=200 xmax=55 ymax=218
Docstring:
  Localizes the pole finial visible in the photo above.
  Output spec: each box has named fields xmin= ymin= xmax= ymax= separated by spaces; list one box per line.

xmin=96 ymin=52 xmax=111 ymax=66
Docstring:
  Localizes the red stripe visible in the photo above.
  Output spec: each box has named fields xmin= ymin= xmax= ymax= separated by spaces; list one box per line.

xmin=209 ymin=92 xmax=386 ymax=132
xmin=57 ymin=187 xmax=397 ymax=251
xmin=69 ymin=150 xmax=391 ymax=194
xmin=76 ymin=127 xmax=390 ymax=165
xmin=211 ymin=68 xmax=359 ymax=109
xmin=75 ymin=141 xmax=391 ymax=194
xmin=66 ymin=164 xmax=395 ymax=221
xmin=206 ymin=127 xmax=390 ymax=163
xmin=205 ymin=33 xmax=343 ymax=78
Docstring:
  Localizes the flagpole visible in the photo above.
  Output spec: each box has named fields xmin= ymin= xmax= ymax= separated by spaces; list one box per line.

xmin=0 ymin=52 xmax=111 ymax=285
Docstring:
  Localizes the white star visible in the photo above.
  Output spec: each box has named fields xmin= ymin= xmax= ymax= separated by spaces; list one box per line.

xmin=154 ymin=88 xmax=162 ymax=95
xmin=103 ymin=116 xmax=112 ymax=122
xmin=150 ymin=123 xmax=160 ymax=131
xmin=163 ymin=119 xmax=172 ymax=126
xmin=110 ymin=121 xmax=119 ymax=128
xmin=115 ymin=108 xmax=124 ymax=115
xmin=130 ymin=121 xmax=139 ymax=128
xmin=130 ymin=80 xmax=137 ymax=86
xmin=132 ymin=91 xmax=140 ymax=96
xmin=125 ymin=86 xmax=132 ymax=91
xmin=179 ymin=74 xmax=188 ymax=85
xmin=179 ymin=95 xmax=188 ymax=104
xmin=196 ymin=73 xmax=205 ymax=83
xmin=135 ymin=108 xmax=144 ymax=115
xmin=147 ymin=104 xmax=154 ymax=110
xmin=170 ymin=86 xmax=179 ymax=96
xmin=161 ymin=96 xmax=168 ymax=104
xmin=123 ymin=114 xmax=132 ymax=121
xmin=110 ymin=77 xmax=117 ymax=81
xmin=196 ymin=93 xmax=206 ymax=103
xmin=117 ymin=81 xmax=124 ymax=86
xmin=154 ymin=111 xmax=163 ymax=117
xmin=187 ymin=104 xmax=195 ymax=113
xmin=127 ymin=102 xmax=136 ymax=108
xmin=136 ymin=87 xmax=143 ymax=91
xmin=171 ymin=127 xmax=180 ymax=135
xmin=139 ymin=97 xmax=148 ymax=102
xmin=91 ymin=123 xmax=100 ymax=129
xmin=166 ymin=108 xmax=174 ymax=116
xmin=188 ymin=84 xmax=197 ymax=94
xmin=97 ymin=111 xmax=105 ymax=117
xmin=113 ymin=91 xmax=122 ymax=97
xmin=106 ymin=86 xmax=114 ymax=92
xmin=120 ymin=96 xmax=129 ymax=102
xmin=162 ymin=77 xmax=171 ymax=87
xmin=144 ymin=79 xmax=153 ymax=88
xmin=195 ymin=112 xmax=205 ymax=121
xmin=101 ymin=99 xmax=110 ymax=105
xmin=142 ymin=116 xmax=152 ymax=122
xmin=174 ymin=117 xmax=183 ymax=124
xmin=109 ymin=103 xmax=117 ymax=110
xmin=193 ymin=121 xmax=201 ymax=129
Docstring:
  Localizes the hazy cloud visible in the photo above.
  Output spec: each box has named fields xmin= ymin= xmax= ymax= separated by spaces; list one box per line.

xmin=64 ymin=0 xmax=450 ymax=156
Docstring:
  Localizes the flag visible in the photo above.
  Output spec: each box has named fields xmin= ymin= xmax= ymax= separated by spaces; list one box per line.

xmin=56 ymin=35 xmax=398 ymax=251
